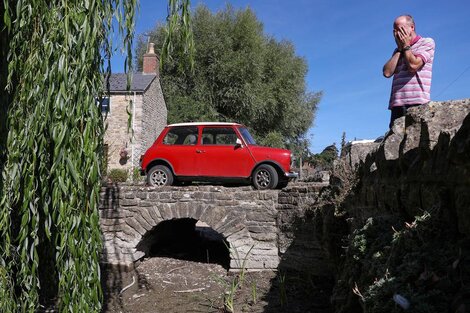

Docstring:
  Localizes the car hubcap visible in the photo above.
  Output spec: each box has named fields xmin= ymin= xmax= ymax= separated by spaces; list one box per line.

xmin=256 ymin=170 xmax=271 ymax=188
xmin=150 ymin=170 xmax=167 ymax=186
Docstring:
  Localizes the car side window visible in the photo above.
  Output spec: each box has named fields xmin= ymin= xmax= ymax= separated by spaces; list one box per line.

xmin=163 ymin=126 xmax=198 ymax=145
xmin=202 ymin=127 xmax=238 ymax=145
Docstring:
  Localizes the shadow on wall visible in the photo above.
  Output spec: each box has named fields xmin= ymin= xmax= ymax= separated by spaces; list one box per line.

xmin=260 ymin=104 xmax=470 ymax=312
xmin=100 ymin=185 xmax=149 ymax=313
xmin=260 ymin=186 xmax=342 ymax=313
xmin=333 ymin=109 xmax=470 ymax=312
xmin=260 ymin=106 xmax=470 ymax=313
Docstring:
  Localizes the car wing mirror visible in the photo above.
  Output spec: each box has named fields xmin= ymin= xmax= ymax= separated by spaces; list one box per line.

xmin=235 ymin=138 xmax=244 ymax=147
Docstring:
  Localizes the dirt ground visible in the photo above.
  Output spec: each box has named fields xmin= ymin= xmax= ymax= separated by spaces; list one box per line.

xmin=101 ymin=256 xmax=332 ymax=313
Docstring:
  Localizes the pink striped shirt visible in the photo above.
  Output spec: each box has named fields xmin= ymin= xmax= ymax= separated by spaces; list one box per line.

xmin=389 ymin=36 xmax=435 ymax=108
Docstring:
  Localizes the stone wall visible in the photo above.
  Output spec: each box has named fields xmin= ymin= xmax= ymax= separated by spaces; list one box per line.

xmin=323 ymin=99 xmax=470 ymax=311
xmin=140 ymin=78 xmax=167 ymax=166
xmin=345 ymin=99 xmax=470 ymax=229
xmin=276 ymin=183 xmax=331 ymax=275
xmin=104 ymin=94 xmax=143 ymax=171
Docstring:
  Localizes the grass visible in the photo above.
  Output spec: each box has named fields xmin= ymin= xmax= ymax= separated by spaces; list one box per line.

xmin=212 ymin=243 xmax=255 ymax=312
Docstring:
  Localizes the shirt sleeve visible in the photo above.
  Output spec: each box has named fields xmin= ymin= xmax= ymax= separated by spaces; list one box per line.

xmin=415 ymin=38 xmax=435 ymax=64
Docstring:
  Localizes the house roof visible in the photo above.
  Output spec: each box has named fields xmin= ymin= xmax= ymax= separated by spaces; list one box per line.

xmin=106 ymin=73 xmax=156 ymax=93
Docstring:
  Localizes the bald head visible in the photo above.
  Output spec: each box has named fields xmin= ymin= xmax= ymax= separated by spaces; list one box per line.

xmin=394 ymin=15 xmax=415 ymax=27
xmin=394 ymin=14 xmax=416 ymax=37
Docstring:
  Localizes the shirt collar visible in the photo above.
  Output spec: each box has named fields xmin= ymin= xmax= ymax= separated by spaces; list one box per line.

xmin=410 ymin=35 xmax=421 ymax=46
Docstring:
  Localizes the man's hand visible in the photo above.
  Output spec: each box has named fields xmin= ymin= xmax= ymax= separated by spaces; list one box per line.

xmin=394 ymin=26 xmax=412 ymax=50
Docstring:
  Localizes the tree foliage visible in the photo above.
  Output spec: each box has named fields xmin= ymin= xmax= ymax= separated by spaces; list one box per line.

xmin=0 ymin=0 xmax=191 ymax=311
xmin=136 ymin=5 xmax=321 ymax=149
xmin=308 ymin=144 xmax=339 ymax=170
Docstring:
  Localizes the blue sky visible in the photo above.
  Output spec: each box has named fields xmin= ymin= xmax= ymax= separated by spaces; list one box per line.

xmin=111 ymin=0 xmax=470 ymax=153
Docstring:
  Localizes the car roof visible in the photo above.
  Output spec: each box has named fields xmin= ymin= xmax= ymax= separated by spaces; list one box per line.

xmin=167 ymin=122 xmax=243 ymax=127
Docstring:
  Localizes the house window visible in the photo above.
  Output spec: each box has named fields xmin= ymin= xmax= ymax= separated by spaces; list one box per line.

xmin=97 ymin=97 xmax=110 ymax=114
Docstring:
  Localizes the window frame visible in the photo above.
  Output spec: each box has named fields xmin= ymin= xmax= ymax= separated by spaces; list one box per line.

xmin=201 ymin=126 xmax=239 ymax=146
xmin=98 ymin=96 xmax=111 ymax=114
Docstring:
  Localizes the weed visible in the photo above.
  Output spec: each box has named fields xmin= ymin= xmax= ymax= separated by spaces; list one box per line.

xmin=225 ymin=242 xmax=254 ymax=287
xmin=213 ymin=243 xmax=255 ymax=312
xmin=278 ymin=272 xmax=288 ymax=308
xmin=132 ymin=167 xmax=144 ymax=183
xmin=251 ymin=280 xmax=257 ymax=304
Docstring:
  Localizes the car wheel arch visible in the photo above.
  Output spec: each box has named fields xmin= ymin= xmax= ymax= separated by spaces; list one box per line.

xmin=251 ymin=160 xmax=285 ymax=179
xmin=146 ymin=159 xmax=175 ymax=176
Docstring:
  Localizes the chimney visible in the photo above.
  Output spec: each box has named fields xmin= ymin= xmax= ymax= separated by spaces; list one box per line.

xmin=143 ymin=43 xmax=159 ymax=75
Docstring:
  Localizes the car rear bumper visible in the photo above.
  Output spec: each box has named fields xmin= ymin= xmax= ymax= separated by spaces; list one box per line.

xmin=285 ymin=171 xmax=298 ymax=179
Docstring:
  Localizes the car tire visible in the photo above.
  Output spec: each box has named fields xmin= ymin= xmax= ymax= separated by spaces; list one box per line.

xmin=252 ymin=164 xmax=278 ymax=190
xmin=147 ymin=165 xmax=174 ymax=187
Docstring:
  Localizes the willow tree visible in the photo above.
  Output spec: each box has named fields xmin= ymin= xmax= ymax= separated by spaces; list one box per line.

xmin=0 ymin=0 xmax=192 ymax=311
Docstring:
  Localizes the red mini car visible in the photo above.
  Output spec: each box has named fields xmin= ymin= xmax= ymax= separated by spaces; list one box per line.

xmin=140 ymin=122 xmax=297 ymax=189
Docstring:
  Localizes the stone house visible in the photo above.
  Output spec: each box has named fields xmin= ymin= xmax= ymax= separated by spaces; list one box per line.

xmin=103 ymin=43 xmax=167 ymax=173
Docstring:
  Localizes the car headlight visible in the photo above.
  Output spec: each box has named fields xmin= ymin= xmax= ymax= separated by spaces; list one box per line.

xmin=290 ymin=153 xmax=296 ymax=169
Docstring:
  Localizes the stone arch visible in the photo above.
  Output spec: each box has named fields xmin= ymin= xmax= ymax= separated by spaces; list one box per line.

xmin=100 ymin=186 xmax=281 ymax=271
xmin=108 ymin=202 xmax=256 ymax=270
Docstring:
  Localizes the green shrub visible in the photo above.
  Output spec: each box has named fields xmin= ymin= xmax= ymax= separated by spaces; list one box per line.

xmin=132 ymin=167 xmax=144 ymax=183
xmin=108 ymin=169 xmax=128 ymax=182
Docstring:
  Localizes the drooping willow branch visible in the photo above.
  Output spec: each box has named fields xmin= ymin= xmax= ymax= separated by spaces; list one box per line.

xmin=0 ymin=1 xmax=136 ymax=311
xmin=0 ymin=0 xmax=193 ymax=311
xmin=162 ymin=0 xmax=195 ymax=71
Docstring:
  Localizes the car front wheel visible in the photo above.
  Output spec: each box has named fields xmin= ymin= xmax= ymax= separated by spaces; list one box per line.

xmin=252 ymin=164 xmax=278 ymax=190
xmin=147 ymin=165 xmax=174 ymax=187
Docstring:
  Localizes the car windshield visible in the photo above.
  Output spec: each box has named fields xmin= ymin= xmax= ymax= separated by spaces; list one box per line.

xmin=239 ymin=127 xmax=256 ymax=145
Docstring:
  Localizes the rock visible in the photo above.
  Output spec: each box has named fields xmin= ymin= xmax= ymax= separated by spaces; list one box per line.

xmin=341 ymin=140 xmax=380 ymax=169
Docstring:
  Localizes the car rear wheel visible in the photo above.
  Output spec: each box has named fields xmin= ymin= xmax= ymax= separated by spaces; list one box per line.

xmin=147 ymin=165 xmax=174 ymax=187
xmin=252 ymin=164 xmax=278 ymax=190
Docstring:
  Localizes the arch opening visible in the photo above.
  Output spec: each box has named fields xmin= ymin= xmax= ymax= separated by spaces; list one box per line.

xmin=136 ymin=218 xmax=230 ymax=269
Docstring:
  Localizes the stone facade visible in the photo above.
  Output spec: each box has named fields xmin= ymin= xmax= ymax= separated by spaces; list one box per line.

xmin=104 ymin=94 xmax=143 ymax=170
xmin=276 ymin=183 xmax=331 ymax=275
xmin=141 ymin=76 xmax=166 ymax=160
xmin=104 ymin=44 xmax=167 ymax=173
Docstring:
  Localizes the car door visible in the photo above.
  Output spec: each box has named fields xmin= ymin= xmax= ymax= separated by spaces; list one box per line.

xmin=197 ymin=126 xmax=254 ymax=177
xmin=158 ymin=126 xmax=199 ymax=176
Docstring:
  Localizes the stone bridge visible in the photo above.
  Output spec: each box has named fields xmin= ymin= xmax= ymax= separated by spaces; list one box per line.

xmin=99 ymin=184 xmax=326 ymax=271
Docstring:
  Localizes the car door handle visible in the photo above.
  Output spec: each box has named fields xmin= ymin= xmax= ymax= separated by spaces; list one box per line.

xmin=196 ymin=150 xmax=205 ymax=153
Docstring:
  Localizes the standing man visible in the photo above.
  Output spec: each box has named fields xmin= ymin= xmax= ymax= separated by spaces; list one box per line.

xmin=383 ymin=15 xmax=435 ymax=127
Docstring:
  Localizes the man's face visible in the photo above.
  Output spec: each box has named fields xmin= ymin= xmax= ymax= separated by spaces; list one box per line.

xmin=394 ymin=17 xmax=414 ymax=37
